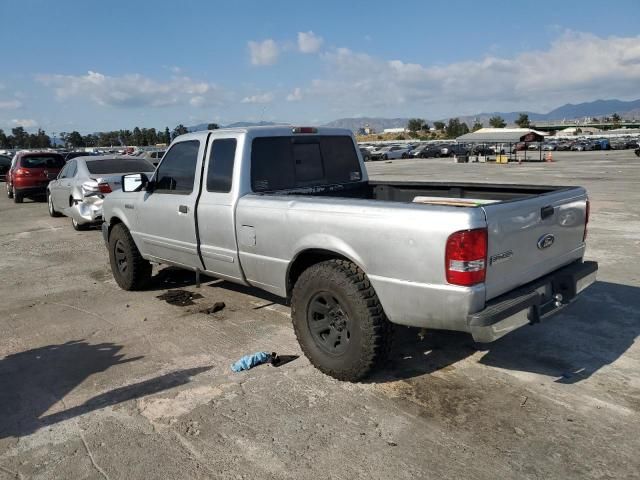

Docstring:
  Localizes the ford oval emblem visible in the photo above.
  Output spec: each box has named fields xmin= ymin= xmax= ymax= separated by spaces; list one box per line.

xmin=537 ymin=233 xmax=555 ymax=250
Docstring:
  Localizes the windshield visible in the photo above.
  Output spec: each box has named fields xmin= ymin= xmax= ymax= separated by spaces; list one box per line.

xmin=21 ymin=155 xmax=65 ymax=168
xmin=86 ymin=158 xmax=155 ymax=174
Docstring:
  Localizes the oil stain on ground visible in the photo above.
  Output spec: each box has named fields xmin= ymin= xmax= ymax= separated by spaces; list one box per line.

xmin=156 ymin=289 xmax=203 ymax=306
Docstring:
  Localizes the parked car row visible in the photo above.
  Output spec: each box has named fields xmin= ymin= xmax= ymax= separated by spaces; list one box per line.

xmin=359 ymin=135 xmax=640 ymax=161
xmin=360 ymin=142 xmax=501 ymax=160
xmin=3 ymin=150 xmax=155 ymax=230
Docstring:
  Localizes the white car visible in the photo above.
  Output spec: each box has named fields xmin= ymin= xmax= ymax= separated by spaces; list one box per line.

xmin=371 ymin=145 xmax=411 ymax=160
xmin=47 ymin=155 xmax=155 ymax=230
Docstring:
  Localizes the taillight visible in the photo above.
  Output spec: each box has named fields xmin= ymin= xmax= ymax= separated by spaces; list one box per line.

xmin=445 ymin=228 xmax=488 ymax=286
xmin=82 ymin=180 xmax=111 ymax=196
xmin=15 ymin=168 xmax=31 ymax=176
xmin=98 ymin=182 xmax=112 ymax=193
xmin=583 ymin=199 xmax=590 ymax=242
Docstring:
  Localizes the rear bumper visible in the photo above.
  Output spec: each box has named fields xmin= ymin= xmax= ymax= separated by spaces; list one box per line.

xmin=15 ymin=185 xmax=48 ymax=196
xmin=468 ymin=260 xmax=598 ymax=342
xmin=65 ymin=197 xmax=104 ymax=225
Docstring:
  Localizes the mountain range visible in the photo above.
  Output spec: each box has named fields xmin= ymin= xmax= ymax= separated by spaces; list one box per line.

xmin=186 ymin=98 xmax=640 ymax=133
xmin=323 ymin=98 xmax=640 ymax=132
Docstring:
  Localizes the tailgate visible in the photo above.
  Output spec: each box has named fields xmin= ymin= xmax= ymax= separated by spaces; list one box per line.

xmin=482 ymin=187 xmax=587 ymax=300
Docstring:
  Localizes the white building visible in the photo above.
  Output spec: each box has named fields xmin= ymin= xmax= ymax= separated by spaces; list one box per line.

xmin=383 ymin=127 xmax=407 ymax=134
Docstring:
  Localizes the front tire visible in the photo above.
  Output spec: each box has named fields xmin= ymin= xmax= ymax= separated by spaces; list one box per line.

xmin=291 ymin=259 xmax=393 ymax=381
xmin=47 ymin=191 xmax=62 ymax=217
xmin=108 ymin=223 xmax=152 ymax=290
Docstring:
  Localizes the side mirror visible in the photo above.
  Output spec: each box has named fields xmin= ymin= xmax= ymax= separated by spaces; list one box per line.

xmin=122 ymin=173 xmax=149 ymax=192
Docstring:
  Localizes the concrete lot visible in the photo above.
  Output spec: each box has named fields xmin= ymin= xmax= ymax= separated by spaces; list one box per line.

xmin=0 ymin=150 xmax=639 ymax=479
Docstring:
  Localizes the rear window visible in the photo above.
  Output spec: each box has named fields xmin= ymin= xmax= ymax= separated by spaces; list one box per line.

xmin=21 ymin=155 xmax=65 ymax=169
xmin=251 ymin=136 xmax=362 ymax=192
xmin=86 ymin=159 xmax=155 ymax=174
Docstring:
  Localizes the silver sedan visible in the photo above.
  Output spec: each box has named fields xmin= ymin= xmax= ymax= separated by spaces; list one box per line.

xmin=47 ymin=155 xmax=155 ymax=230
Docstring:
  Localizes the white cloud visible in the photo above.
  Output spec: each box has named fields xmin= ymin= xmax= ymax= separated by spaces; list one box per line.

xmin=0 ymin=99 xmax=22 ymax=109
xmin=286 ymin=87 xmax=303 ymax=102
xmin=248 ymin=39 xmax=279 ymax=66
xmin=11 ymin=119 xmax=37 ymax=128
xmin=36 ymin=71 xmax=225 ymax=108
xmin=241 ymin=92 xmax=274 ymax=104
xmin=308 ymin=33 xmax=640 ymax=116
xmin=297 ymin=31 xmax=323 ymax=54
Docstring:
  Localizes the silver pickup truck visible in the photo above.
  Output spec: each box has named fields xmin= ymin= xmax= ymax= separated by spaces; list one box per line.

xmin=102 ymin=126 xmax=597 ymax=381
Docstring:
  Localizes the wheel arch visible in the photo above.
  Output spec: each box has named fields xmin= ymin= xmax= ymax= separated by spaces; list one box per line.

xmin=105 ymin=216 xmax=126 ymax=241
xmin=286 ymin=248 xmax=367 ymax=299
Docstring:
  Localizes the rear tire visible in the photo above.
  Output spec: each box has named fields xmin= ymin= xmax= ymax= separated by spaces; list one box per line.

xmin=291 ymin=259 xmax=393 ymax=381
xmin=71 ymin=217 xmax=89 ymax=231
xmin=108 ymin=223 xmax=152 ymax=290
xmin=13 ymin=188 xmax=22 ymax=203
xmin=7 ymin=184 xmax=13 ymax=198
xmin=47 ymin=191 xmax=62 ymax=217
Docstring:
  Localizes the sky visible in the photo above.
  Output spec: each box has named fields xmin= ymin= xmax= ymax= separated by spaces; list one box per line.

xmin=1 ymin=0 xmax=639 ymax=133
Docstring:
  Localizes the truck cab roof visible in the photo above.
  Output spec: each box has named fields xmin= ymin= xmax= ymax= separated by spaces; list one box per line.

xmin=173 ymin=126 xmax=354 ymax=142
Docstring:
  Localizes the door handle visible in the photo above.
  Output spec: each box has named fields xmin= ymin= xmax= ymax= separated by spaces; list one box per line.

xmin=541 ymin=205 xmax=555 ymax=219
xmin=178 ymin=205 xmax=189 ymax=214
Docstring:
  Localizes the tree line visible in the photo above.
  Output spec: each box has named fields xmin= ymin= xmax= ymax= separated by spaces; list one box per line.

xmin=0 ymin=123 xmax=220 ymax=150
xmin=405 ymin=113 xmax=536 ymax=138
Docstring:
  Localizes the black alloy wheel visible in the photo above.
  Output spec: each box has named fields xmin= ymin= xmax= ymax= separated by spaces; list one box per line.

xmin=307 ymin=292 xmax=352 ymax=356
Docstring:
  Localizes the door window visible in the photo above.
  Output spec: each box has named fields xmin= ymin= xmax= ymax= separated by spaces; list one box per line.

xmin=154 ymin=140 xmax=200 ymax=194
xmin=206 ymin=139 xmax=236 ymax=193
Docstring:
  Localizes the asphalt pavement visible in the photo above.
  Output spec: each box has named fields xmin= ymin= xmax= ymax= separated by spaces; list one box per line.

xmin=0 ymin=149 xmax=639 ymax=479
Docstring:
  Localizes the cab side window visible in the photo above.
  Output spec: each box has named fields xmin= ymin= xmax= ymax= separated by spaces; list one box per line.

xmin=155 ymin=140 xmax=200 ymax=194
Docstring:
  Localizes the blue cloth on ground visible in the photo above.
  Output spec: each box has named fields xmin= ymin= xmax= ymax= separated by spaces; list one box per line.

xmin=231 ymin=351 xmax=272 ymax=372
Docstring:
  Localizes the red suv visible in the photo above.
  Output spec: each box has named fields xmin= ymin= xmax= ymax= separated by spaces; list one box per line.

xmin=6 ymin=151 xmax=66 ymax=203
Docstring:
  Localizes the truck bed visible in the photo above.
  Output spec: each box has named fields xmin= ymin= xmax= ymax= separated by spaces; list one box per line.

xmin=249 ymin=180 xmax=587 ymax=302
xmin=256 ymin=180 xmax=570 ymax=205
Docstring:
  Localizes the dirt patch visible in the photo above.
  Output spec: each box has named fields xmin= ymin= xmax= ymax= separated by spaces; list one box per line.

xmin=197 ymin=302 xmax=225 ymax=314
xmin=377 ymin=376 xmax=482 ymax=425
xmin=156 ymin=289 xmax=203 ymax=306
xmin=89 ymin=269 xmax=112 ymax=282
xmin=137 ymin=384 xmax=224 ymax=422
